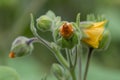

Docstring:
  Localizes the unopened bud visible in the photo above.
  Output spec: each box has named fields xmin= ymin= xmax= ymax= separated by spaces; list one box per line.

xmin=9 ymin=36 xmax=34 ymax=58
xmin=82 ymin=21 xmax=106 ymax=48
xmin=51 ymin=63 xmax=64 ymax=79
xmin=59 ymin=22 xmax=74 ymax=39
xmin=36 ymin=15 xmax=52 ymax=31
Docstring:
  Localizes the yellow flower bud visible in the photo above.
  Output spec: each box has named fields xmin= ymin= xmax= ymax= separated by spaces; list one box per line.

xmin=82 ymin=21 xmax=107 ymax=48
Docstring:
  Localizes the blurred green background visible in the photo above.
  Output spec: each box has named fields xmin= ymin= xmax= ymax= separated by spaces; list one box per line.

xmin=0 ymin=0 xmax=120 ymax=80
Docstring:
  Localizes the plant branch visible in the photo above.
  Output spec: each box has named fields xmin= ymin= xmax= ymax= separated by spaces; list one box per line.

xmin=30 ymin=14 xmax=69 ymax=69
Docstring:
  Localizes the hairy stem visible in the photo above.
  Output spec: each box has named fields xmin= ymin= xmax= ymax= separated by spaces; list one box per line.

xmin=54 ymin=50 xmax=69 ymax=69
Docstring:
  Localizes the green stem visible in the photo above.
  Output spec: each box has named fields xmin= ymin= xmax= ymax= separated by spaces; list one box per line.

xmin=79 ymin=56 xmax=82 ymax=80
xmin=70 ymin=69 xmax=76 ymax=80
xmin=67 ymin=49 xmax=77 ymax=80
xmin=73 ymin=46 xmax=77 ymax=69
xmin=83 ymin=48 xmax=93 ymax=80
xmin=54 ymin=50 xmax=69 ymax=69
xmin=65 ymin=49 xmax=71 ymax=66
xmin=78 ymin=45 xmax=82 ymax=80
xmin=70 ymin=47 xmax=78 ymax=80
xmin=68 ymin=49 xmax=73 ymax=67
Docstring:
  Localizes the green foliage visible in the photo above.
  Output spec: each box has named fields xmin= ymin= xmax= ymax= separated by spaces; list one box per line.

xmin=0 ymin=66 xmax=20 ymax=80
xmin=46 ymin=10 xmax=56 ymax=20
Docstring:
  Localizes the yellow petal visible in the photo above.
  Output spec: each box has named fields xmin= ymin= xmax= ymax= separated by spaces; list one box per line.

xmin=92 ymin=20 xmax=107 ymax=28
xmin=82 ymin=21 xmax=106 ymax=48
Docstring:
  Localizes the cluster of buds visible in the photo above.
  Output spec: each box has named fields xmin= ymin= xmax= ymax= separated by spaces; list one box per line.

xmin=9 ymin=11 xmax=111 ymax=80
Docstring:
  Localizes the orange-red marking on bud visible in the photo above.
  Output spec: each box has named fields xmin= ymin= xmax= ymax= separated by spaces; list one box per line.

xmin=9 ymin=52 xmax=15 ymax=58
xmin=59 ymin=22 xmax=74 ymax=39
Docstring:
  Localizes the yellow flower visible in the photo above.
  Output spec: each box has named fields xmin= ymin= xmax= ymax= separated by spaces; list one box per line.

xmin=82 ymin=21 xmax=107 ymax=48
xmin=59 ymin=22 xmax=74 ymax=39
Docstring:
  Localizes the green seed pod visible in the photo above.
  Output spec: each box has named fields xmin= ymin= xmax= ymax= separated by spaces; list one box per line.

xmin=9 ymin=36 xmax=34 ymax=58
xmin=98 ymin=29 xmax=111 ymax=50
xmin=51 ymin=63 xmax=64 ymax=80
xmin=36 ymin=15 xmax=52 ymax=31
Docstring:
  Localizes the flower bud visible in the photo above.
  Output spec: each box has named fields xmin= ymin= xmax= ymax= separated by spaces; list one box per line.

xmin=82 ymin=21 xmax=107 ymax=48
xmin=54 ymin=22 xmax=79 ymax=49
xmin=59 ymin=22 xmax=74 ymax=39
xmin=9 ymin=36 xmax=34 ymax=58
xmin=51 ymin=63 xmax=64 ymax=80
xmin=98 ymin=29 xmax=111 ymax=50
xmin=36 ymin=15 xmax=52 ymax=31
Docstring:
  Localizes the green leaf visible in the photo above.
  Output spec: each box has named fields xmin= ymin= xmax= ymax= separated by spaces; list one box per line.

xmin=0 ymin=66 xmax=20 ymax=80
xmin=30 ymin=13 xmax=37 ymax=34
xmin=98 ymin=29 xmax=111 ymax=50
xmin=46 ymin=10 xmax=56 ymax=19
xmin=76 ymin=13 xmax=80 ymax=28
xmin=54 ymin=16 xmax=61 ymax=26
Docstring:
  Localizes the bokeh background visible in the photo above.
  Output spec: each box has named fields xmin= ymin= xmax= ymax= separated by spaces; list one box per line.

xmin=0 ymin=0 xmax=120 ymax=80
